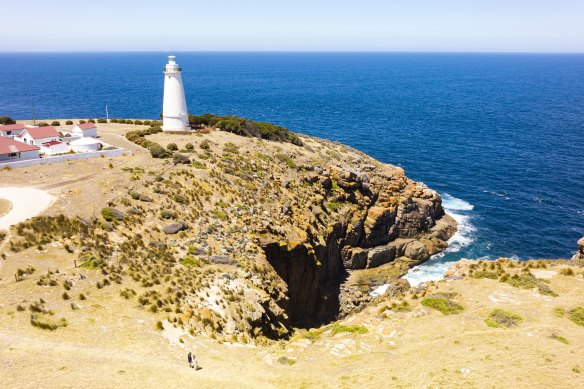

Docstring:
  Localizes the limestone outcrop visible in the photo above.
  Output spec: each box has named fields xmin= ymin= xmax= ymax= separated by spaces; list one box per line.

xmin=262 ymin=160 xmax=457 ymax=327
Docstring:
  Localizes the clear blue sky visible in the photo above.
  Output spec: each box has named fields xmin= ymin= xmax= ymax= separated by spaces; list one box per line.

xmin=3 ymin=0 xmax=584 ymax=52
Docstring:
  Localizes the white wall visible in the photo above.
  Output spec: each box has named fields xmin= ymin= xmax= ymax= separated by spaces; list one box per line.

xmin=0 ymin=148 xmax=128 ymax=169
xmin=17 ymin=133 xmax=60 ymax=147
xmin=0 ymin=149 xmax=39 ymax=162
xmin=71 ymin=126 xmax=98 ymax=138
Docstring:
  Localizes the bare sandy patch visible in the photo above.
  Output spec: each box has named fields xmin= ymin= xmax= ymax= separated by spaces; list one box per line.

xmin=0 ymin=199 xmax=12 ymax=218
xmin=0 ymin=187 xmax=54 ymax=231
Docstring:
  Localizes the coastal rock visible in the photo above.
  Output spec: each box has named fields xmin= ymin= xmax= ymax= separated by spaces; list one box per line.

xmin=162 ymin=222 xmax=188 ymax=235
xmin=571 ymin=237 xmax=584 ymax=261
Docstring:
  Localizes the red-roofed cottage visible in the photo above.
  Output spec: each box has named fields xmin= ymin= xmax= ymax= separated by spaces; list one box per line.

xmin=71 ymin=122 xmax=98 ymax=138
xmin=16 ymin=126 xmax=61 ymax=147
xmin=0 ymin=137 xmax=40 ymax=162
xmin=0 ymin=124 xmax=27 ymax=139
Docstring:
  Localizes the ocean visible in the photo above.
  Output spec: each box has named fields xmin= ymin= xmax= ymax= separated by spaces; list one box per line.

xmin=1 ymin=52 xmax=583 ymax=283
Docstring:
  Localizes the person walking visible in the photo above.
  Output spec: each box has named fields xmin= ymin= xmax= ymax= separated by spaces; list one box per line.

xmin=187 ymin=351 xmax=193 ymax=368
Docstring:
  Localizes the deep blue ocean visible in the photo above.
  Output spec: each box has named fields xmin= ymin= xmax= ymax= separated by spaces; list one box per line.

xmin=1 ymin=52 xmax=583 ymax=282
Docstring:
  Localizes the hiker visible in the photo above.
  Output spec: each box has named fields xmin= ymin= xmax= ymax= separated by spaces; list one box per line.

xmin=192 ymin=354 xmax=199 ymax=370
xmin=187 ymin=351 xmax=193 ymax=368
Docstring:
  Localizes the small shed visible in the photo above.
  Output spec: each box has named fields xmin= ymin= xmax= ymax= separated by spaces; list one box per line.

xmin=71 ymin=123 xmax=98 ymax=138
xmin=41 ymin=140 xmax=69 ymax=155
xmin=70 ymin=137 xmax=101 ymax=153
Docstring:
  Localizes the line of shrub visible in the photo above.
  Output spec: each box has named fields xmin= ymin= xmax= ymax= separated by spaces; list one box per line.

xmin=188 ymin=113 xmax=303 ymax=146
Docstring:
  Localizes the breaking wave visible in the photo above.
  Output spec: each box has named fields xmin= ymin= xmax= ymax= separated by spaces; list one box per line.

xmin=403 ymin=193 xmax=477 ymax=286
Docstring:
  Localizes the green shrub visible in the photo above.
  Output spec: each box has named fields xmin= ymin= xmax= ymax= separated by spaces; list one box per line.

xmin=330 ymin=323 xmax=368 ymax=336
xmin=101 ymin=207 xmax=123 ymax=222
xmin=79 ymin=120 xmax=86 ymax=124
xmin=212 ymin=209 xmax=227 ymax=219
xmin=505 ymin=274 xmax=538 ymax=289
xmin=276 ymin=356 xmax=297 ymax=365
xmin=199 ymin=140 xmax=210 ymax=150
xmin=30 ymin=314 xmax=68 ymax=331
xmin=560 ymin=268 xmax=575 ymax=276
xmin=180 ymin=257 xmax=200 ymax=267
xmin=173 ymin=194 xmax=188 ymax=204
xmin=276 ymin=153 xmax=296 ymax=169
xmin=191 ymin=160 xmax=206 ymax=169
xmin=0 ymin=116 xmax=16 ymax=125
xmin=185 ymin=143 xmax=194 ymax=150
xmin=110 ymin=119 xmax=119 ymax=123
xmin=149 ymin=144 xmax=169 ymax=158
xmin=88 ymin=119 xmax=96 ymax=123
xmin=65 ymin=120 xmax=73 ymax=125
xmin=471 ymin=270 xmax=498 ymax=279
xmin=568 ymin=307 xmax=584 ymax=327
xmin=51 ymin=121 xmax=61 ymax=126
xmin=173 ymin=153 xmax=190 ymax=164
xmin=421 ymin=295 xmax=464 ymax=315
xmin=223 ymin=142 xmax=239 ymax=154
xmin=484 ymin=309 xmax=522 ymax=328
xmin=166 ymin=143 xmax=178 ymax=151
xmin=97 ymin=118 xmax=107 ymax=123
xmin=134 ymin=120 xmax=143 ymax=125
xmin=37 ymin=122 xmax=49 ymax=127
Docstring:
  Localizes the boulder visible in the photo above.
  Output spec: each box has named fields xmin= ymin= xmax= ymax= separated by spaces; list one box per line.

xmin=572 ymin=237 xmax=584 ymax=261
xmin=366 ymin=244 xmax=397 ymax=268
xmin=162 ymin=222 xmax=188 ymax=235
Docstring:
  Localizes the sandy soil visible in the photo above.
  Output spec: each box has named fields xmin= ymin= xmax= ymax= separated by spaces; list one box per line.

xmin=0 ymin=199 xmax=11 ymax=218
xmin=0 ymin=188 xmax=54 ymax=231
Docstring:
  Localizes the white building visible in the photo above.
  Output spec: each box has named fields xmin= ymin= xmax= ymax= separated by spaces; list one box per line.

xmin=162 ymin=55 xmax=190 ymax=131
xmin=16 ymin=126 xmax=60 ymax=147
xmin=0 ymin=124 xmax=27 ymax=139
xmin=0 ymin=137 xmax=40 ymax=162
xmin=71 ymin=123 xmax=98 ymax=138
xmin=70 ymin=137 xmax=101 ymax=153
xmin=41 ymin=140 xmax=69 ymax=155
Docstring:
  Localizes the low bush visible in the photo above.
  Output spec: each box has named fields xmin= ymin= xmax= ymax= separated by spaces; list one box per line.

xmin=150 ymin=144 xmax=169 ymax=158
xmin=185 ymin=143 xmax=194 ymax=150
xmin=51 ymin=121 xmax=61 ymax=126
xmin=484 ymin=308 xmax=522 ymax=328
xmin=79 ymin=120 xmax=86 ymax=124
xmin=37 ymin=122 xmax=49 ymax=127
xmin=0 ymin=116 xmax=16 ymax=125
xmin=88 ymin=119 xmax=96 ymax=123
xmin=199 ymin=140 xmax=210 ymax=150
xmin=421 ymin=295 xmax=464 ymax=315
xmin=30 ymin=314 xmax=68 ymax=331
xmin=97 ymin=118 xmax=107 ymax=123
xmin=568 ymin=307 xmax=584 ymax=326
xmin=173 ymin=153 xmax=190 ymax=165
xmin=65 ymin=120 xmax=73 ymax=125
xmin=471 ymin=270 xmax=498 ymax=279
xmin=101 ymin=207 xmax=123 ymax=222
xmin=330 ymin=323 xmax=368 ymax=336
xmin=180 ymin=257 xmax=200 ymax=267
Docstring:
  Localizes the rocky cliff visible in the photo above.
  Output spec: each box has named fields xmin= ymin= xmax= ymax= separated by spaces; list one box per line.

xmin=4 ymin=123 xmax=456 ymax=341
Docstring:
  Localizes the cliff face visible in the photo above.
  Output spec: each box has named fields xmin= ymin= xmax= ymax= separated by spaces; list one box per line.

xmin=3 ymin=126 xmax=457 ymax=342
xmin=262 ymin=162 xmax=456 ymax=327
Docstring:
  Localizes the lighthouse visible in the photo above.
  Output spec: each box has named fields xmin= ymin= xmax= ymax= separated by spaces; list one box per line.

xmin=162 ymin=55 xmax=189 ymax=131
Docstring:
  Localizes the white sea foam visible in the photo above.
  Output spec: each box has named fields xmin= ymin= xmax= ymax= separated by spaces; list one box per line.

xmin=403 ymin=193 xmax=476 ymax=286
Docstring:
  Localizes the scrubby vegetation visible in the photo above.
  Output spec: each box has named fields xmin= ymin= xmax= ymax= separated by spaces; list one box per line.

xmin=0 ymin=116 xmax=16 ymax=125
xmin=189 ymin=113 xmax=302 ymax=146
xmin=421 ymin=294 xmax=464 ymax=315
xmin=484 ymin=309 xmax=522 ymax=328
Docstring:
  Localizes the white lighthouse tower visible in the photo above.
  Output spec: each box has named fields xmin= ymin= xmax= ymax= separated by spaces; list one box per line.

xmin=162 ymin=55 xmax=189 ymax=131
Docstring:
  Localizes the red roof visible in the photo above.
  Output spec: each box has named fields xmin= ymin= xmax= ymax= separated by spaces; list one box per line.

xmin=21 ymin=126 xmax=60 ymax=139
xmin=0 ymin=124 xmax=26 ymax=131
xmin=0 ymin=137 xmax=40 ymax=154
xmin=77 ymin=123 xmax=97 ymax=130
xmin=42 ymin=140 xmax=63 ymax=147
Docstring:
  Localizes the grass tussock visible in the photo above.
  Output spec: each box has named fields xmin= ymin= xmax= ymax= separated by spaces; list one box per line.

xmin=330 ymin=323 xmax=368 ymax=336
xmin=421 ymin=295 xmax=464 ymax=315
xmin=485 ymin=309 xmax=522 ymax=328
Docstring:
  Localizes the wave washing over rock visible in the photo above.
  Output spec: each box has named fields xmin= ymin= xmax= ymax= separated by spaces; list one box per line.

xmin=403 ymin=193 xmax=477 ymax=286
